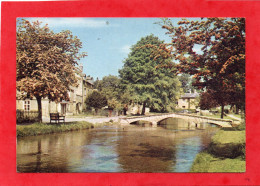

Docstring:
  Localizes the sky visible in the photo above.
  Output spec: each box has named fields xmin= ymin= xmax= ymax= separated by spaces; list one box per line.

xmin=23 ymin=18 xmax=185 ymax=80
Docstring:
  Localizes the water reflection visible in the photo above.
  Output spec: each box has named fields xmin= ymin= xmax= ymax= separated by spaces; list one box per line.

xmin=158 ymin=117 xmax=214 ymax=130
xmin=17 ymin=119 xmax=218 ymax=173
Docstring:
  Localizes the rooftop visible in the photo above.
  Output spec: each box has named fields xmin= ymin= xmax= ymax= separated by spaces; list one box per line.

xmin=181 ymin=92 xmax=199 ymax=99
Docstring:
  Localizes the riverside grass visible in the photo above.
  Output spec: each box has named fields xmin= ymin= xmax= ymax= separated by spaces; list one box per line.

xmin=190 ymin=152 xmax=245 ymax=172
xmin=17 ymin=121 xmax=94 ymax=137
xmin=190 ymin=127 xmax=245 ymax=172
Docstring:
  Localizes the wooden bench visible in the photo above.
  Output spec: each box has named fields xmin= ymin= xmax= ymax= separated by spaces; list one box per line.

xmin=50 ymin=113 xmax=65 ymax=124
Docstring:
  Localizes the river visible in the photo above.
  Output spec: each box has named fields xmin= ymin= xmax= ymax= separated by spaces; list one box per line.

xmin=17 ymin=118 xmax=219 ymax=173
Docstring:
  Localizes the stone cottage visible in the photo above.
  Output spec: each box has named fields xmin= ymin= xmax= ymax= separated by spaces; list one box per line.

xmin=177 ymin=92 xmax=200 ymax=110
xmin=16 ymin=65 xmax=94 ymax=117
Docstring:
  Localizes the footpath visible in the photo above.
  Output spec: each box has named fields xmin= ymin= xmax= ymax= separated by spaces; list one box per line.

xmin=226 ymin=114 xmax=242 ymax=121
xmin=42 ymin=116 xmax=122 ymax=124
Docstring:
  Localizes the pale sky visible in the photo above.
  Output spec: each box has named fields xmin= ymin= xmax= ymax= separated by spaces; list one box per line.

xmin=22 ymin=18 xmax=201 ymax=80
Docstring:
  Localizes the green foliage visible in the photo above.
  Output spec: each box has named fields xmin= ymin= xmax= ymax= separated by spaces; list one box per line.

xmin=178 ymin=73 xmax=196 ymax=93
xmin=17 ymin=121 xmax=94 ymax=137
xmin=107 ymin=98 xmax=120 ymax=110
xmin=95 ymin=75 xmax=122 ymax=110
xmin=85 ymin=91 xmax=107 ymax=111
xmin=119 ymin=34 xmax=181 ymax=113
xmin=16 ymin=109 xmax=39 ymax=123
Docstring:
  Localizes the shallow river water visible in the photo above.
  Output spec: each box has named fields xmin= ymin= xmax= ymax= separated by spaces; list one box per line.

xmin=17 ymin=118 xmax=219 ymax=173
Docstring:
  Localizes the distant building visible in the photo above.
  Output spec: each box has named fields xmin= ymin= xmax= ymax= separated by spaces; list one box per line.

xmin=177 ymin=92 xmax=199 ymax=109
xmin=127 ymin=103 xmax=150 ymax=115
xmin=16 ymin=65 xmax=94 ymax=117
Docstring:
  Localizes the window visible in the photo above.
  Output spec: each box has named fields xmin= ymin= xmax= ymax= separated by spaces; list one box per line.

xmin=24 ymin=100 xmax=30 ymax=111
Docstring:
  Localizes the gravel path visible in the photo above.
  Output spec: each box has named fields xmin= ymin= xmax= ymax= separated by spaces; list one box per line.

xmin=42 ymin=116 xmax=123 ymax=124
xmin=226 ymin=114 xmax=242 ymax=121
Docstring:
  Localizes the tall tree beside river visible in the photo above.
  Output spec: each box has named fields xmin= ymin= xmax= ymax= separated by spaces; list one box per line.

xmin=119 ymin=35 xmax=181 ymax=114
xmin=154 ymin=18 xmax=245 ymax=118
xmin=16 ymin=19 xmax=87 ymax=121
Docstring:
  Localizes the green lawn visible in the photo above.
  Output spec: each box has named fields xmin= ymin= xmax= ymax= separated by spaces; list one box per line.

xmin=190 ymin=152 xmax=245 ymax=173
xmin=212 ymin=130 xmax=245 ymax=144
xmin=191 ymin=128 xmax=245 ymax=172
xmin=17 ymin=121 xmax=94 ymax=137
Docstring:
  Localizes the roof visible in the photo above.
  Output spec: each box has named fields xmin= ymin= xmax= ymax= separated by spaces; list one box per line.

xmin=86 ymin=79 xmax=94 ymax=85
xmin=181 ymin=92 xmax=199 ymax=99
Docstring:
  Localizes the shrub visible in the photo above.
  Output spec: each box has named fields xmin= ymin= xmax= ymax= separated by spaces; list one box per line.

xmin=16 ymin=109 xmax=39 ymax=123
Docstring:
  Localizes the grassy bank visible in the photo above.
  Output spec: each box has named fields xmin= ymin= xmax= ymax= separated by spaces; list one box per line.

xmin=17 ymin=121 xmax=94 ymax=137
xmin=191 ymin=126 xmax=245 ymax=172
xmin=190 ymin=152 xmax=245 ymax=172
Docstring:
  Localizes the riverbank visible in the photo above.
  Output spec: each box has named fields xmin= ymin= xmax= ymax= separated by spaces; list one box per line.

xmin=190 ymin=124 xmax=245 ymax=172
xmin=17 ymin=121 xmax=94 ymax=137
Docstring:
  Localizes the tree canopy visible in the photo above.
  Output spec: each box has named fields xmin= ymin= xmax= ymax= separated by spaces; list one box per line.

xmin=85 ymin=91 xmax=107 ymax=114
xmin=16 ymin=19 xmax=87 ymax=121
xmin=154 ymin=18 xmax=245 ymax=118
xmin=119 ymin=34 xmax=181 ymax=114
xmin=178 ymin=73 xmax=197 ymax=93
xmin=95 ymin=75 xmax=122 ymax=111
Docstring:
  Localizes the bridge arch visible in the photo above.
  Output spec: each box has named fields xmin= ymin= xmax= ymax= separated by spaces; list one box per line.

xmin=129 ymin=120 xmax=153 ymax=125
xmin=156 ymin=117 xmax=183 ymax=125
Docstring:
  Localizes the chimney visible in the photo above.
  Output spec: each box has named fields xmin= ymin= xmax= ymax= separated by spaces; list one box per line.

xmin=79 ymin=63 xmax=83 ymax=72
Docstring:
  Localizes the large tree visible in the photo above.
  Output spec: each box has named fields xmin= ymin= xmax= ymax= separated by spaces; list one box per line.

xmin=85 ymin=91 xmax=107 ymax=115
xmin=119 ymin=35 xmax=181 ymax=114
xmin=16 ymin=19 xmax=87 ymax=121
xmin=95 ymin=75 xmax=122 ymax=116
xmin=95 ymin=75 xmax=121 ymax=100
xmin=155 ymin=18 xmax=245 ymax=118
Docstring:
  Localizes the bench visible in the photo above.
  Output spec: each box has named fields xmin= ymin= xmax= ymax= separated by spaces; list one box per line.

xmin=50 ymin=113 xmax=65 ymax=124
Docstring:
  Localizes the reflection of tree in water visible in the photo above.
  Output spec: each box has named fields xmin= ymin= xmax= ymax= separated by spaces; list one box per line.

xmin=17 ymin=131 xmax=94 ymax=173
xmin=158 ymin=118 xmax=197 ymax=130
xmin=116 ymin=119 xmax=219 ymax=172
xmin=200 ymin=126 xmax=219 ymax=149
xmin=116 ymin=127 xmax=177 ymax=172
xmin=133 ymin=143 xmax=175 ymax=161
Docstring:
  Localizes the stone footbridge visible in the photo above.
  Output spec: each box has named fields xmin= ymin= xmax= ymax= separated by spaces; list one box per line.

xmin=119 ymin=113 xmax=233 ymax=128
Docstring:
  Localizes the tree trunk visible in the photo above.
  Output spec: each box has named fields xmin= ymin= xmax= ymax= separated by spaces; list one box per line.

xmin=36 ymin=96 xmax=42 ymax=122
xmin=123 ymin=104 xmax=128 ymax=115
xmin=141 ymin=102 xmax=146 ymax=115
xmin=221 ymin=103 xmax=224 ymax=119
xmin=235 ymin=104 xmax=240 ymax=114
xmin=108 ymin=109 xmax=113 ymax=117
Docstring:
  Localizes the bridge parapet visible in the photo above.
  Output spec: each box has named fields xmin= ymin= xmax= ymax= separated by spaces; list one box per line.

xmin=119 ymin=113 xmax=233 ymax=128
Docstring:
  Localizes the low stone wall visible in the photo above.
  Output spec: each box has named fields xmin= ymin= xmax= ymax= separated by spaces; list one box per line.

xmin=16 ymin=110 xmax=39 ymax=123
